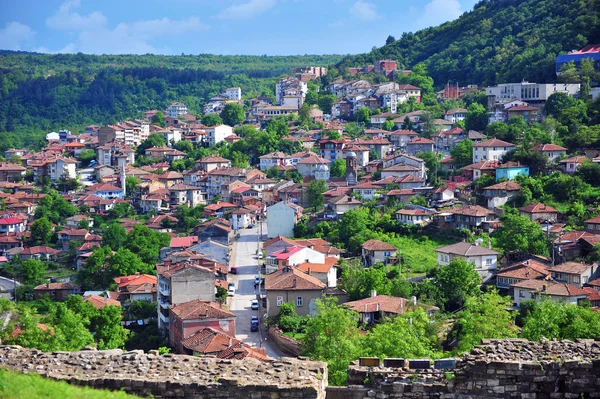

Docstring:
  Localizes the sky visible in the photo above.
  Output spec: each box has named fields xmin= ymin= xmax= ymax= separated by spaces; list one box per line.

xmin=0 ymin=0 xmax=479 ymax=56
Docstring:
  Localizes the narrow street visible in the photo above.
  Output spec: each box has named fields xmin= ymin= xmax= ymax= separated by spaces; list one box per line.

xmin=229 ymin=221 xmax=284 ymax=359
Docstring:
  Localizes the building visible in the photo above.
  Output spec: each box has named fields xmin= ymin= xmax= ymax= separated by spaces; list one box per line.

xmin=584 ymin=216 xmax=600 ymax=234
xmin=265 ymin=245 xmax=325 ymax=273
xmin=114 ymin=273 xmax=157 ymax=302
xmin=0 ymin=163 xmax=26 ymax=182
xmin=0 ymin=216 xmax=26 ymax=233
xmin=296 ymin=154 xmax=330 ymax=178
xmin=166 ymin=102 xmax=188 ymax=118
xmin=259 ymin=152 xmax=291 ymax=171
xmin=444 ymin=205 xmax=496 ymax=230
xmin=264 ymin=266 xmax=326 ymax=317
xmin=34 ymin=282 xmax=80 ymax=301
xmin=530 ymin=144 xmax=567 ymax=162
xmin=224 ymin=87 xmax=242 ymax=101
xmin=444 ymin=108 xmax=468 ymax=123
xmin=327 ymin=195 xmax=362 ymax=216
xmin=483 ymin=180 xmax=522 ymax=209
xmin=556 ymin=44 xmax=600 ymax=75
xmin=196 ymin=155 xmax=232 ymax=173
xmin=495 ymin=259 xmax=551 ymax=293
xmin=344 ymin=294 xmax=437 ymax=324
xmin=559 ymin=156 xmax=587 ymax=174
xmin=395 ymin=208 xmax=433 ymax=226
xmin=495 ymin=162 xmax=530 ymax=181
xmin=169 ymin=300 xmax=236 ymax=354
xmin=435 ymin=241 xmax=499 ymax=281
xmin=296 ymin=257 xmax=339 ymax=288
xmin=550 ymin=262 xmax=599 ymax=287
xmin=511 ymin=280 xmax=589 ymax=307
xmin=472 ymin=138 xmax=515 ymax=163
xmin=157 ymin=262 xmax=216 ymax=336
xmin=361 ymin=239 xmax=397 ymax=267
xmin=506 ymin=105 xmax=540 ymax=123
xmin=405 ymin=137 xmax=434 ymax=156
xmin=486 ymin=82 xmax=580 ymax=105
xmin=519 ymin=203 xmax=559 ymax=222
xmin=266 ymin=201 xmax=303 ymax=238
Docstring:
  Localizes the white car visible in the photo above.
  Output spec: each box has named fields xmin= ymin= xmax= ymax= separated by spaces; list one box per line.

xmin=228 ymin=286 xmax=235 ymax=296
xmin=251 ymin=299 xmax=259 ymax=310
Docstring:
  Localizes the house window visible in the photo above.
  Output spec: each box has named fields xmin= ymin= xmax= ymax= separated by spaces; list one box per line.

xmin=485 ymin=259 xmax=492 ymax=266
xmin=296 ymin=296 xmax=303 ymax=307
xmin=573 ymin=276 xmax=580 ymax=284
xmin=530 ymin=293 xmax=535 ymax=299
xmin=277 ymin=296 xmax=284 ymax=306
xmin=384 ymin=252 xmax=391 ymax=257
xmin=519 ymin=291 xmax=525 ymax=298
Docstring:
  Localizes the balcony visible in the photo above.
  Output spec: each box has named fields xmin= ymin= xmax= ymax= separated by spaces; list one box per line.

xmin=159 ymin=299 xmax=171 ymax=310
xmin=159 ymin=286 xmax=170 ymax=297
xmin=159 ymin=313 xmax=169 ymax=324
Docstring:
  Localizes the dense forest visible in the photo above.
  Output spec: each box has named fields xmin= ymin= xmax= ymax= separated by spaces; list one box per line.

xmin=337 ymin=0 xmax=600 ymax=86
xmin=0 ymin=53 xmax=341 ymax=150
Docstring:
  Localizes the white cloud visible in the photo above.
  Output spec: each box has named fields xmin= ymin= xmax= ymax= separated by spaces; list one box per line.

xmin=417 ymin=0 xmax=463 ymax=28
xmin=0 ymin=22 xmax=35 ymax=50
xmin=216 ymin=0 xmax=277 ymax=20
xmin=46 ymin=0 xmax=107 ymax=30
xmin=349 ymin=1 xmax=380 ymax=21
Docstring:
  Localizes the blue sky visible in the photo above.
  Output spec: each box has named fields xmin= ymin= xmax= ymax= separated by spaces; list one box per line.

xmin=0 ymin=0 xmax=479 ymax=55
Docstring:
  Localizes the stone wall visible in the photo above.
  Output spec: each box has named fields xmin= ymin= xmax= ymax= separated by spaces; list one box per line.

xmin=269 ymin=326 xmax=302 ymax=357
xmin=0 ymin=346 xmax=327 ymax=399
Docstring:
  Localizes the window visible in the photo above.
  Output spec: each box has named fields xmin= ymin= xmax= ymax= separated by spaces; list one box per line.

xmin=519 ymin=290 xmax=525 ymax=298
xmin=384 ymin=251 xmax=391 ymax=257
xmin=296 ymin=296 xmax=303 ymax=307
xmin=573 ymin=276 xmax=580 ymax=284
xmin=277 ymin=296 xmax=284 ymax=306
xmin=485 ymin=258 xmax=493 ymax=266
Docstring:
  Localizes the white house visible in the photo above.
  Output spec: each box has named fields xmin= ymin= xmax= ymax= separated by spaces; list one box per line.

xmin=0 ymin=216 xmax=26 ymax=233
xmin=296 ymin=154 xmax=330 ymax=178
xmin=166 ymin=102 xmax=188 ymax=118
xmin=205 ymin=125 xmax=234 ymax=146
xmin=444 ymin=108 xmax=468 ymax=123
xmin=297 ymin=257 xmax=339 ymax=288
xmin=230 ymin=208 xmax=254 ymax=230
xmin=472 ymin=138 xmax=515 ymax=163
xmin=54 ymin=157 xmax=77 ymax=180
xmin=224 ymin=87 xmax=242 ymax=101
xmin=395 ymin=208 xmax=433 ymax=226
xmin=362 ymin=239 xmax=397 ymax=267
xmin=530 ymin=144 xmax=567 ymax=162
xmin=266 ymin=245 xmax=325 ymax=274
xmin=435 ymin=241 xmax=499 ymax=281
xmin=259 ymin=152 xmax=291 ymax=171
xmin=511 ymin=280 xmax=589 ymax=307
xmin=266 ymin=201 xmax=303 ymax=238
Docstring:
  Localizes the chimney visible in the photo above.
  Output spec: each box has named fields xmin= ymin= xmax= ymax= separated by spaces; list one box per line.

xmin=307 ymin=268 xmax=311 ymax=275
xmin=542 ymin=284 xmax=547 ymax=292
xmin=371 ymin=289 xmax=377 ymax=298
xmin=292 ymin=277 xmax=297 ymax=288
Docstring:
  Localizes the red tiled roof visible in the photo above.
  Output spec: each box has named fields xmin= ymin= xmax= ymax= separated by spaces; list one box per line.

xmin=530 ymin=144 xmax=566 ymax=152
xmin=362 ymin=239 xmax=396 ymax=251
xmin=496 ymin=260 xmax=550 ymax=280
xmin=181 ymin=327 xmax=239 ymax=354
xmin=297 ymin=257 xmax=339 ymax=274
xmin=519 ymin=202 xmax=558 ymax=214
xmin=345 ymin=295 xmax=408 ymax=314
xmin=170 ymin=299 xmax=235 ymax=320
xmin=265 ymin=267 xmax=325 ymax=291
xmin=511 ymin=280 xmax=589 ymax=297
xmin=83 ymin=294 xmax=121 ymax=309
xmin=473 ymin=138 xmax=515 ymax=148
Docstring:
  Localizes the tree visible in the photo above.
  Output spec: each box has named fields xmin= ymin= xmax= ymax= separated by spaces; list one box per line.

xmin=77 ymin=149 xmax=96 ymax=167
xmin=356 ymin=107 xmax=371 ymax=124
xmin=465 ymin=103 xmax=488 ymax=131
xmin=307 ymin=179 xmax=328 ymax=211
xmin=151 ymin=111 xmax=166 ymax=127
xmin=298 ymin=103 xmax=312 ymax=127
xmin=330 ymin=158 xmax=346 ymax=178
xmin=544 ymin=92 xmax=579 ymax=120
xmin=521 ymin=300 xmax=600 ymax=341
xmin=385 ymin=35 xmax=396 ymax=45
xmin=137 ymin=133 xmax=166 ymax=156
xmin=20 ymin=259 xmax=47 ymax=286
xmin=575 ymin=160 xmax=600 ymax=185
xmin=382 ymin=120 xmax=395 ymax=131
xmin=77 ymin=247 xmax=113 ymax=290
xmin=220 ymin=103 xmax=245 ymax=126
xmin=93 ymin=305 xmax=129 ymax=349
xmin=109 ymin=247 xmax=151 ymax=278
xmin=102 ymin=223 xmax=127 ymax=250
xmin=125 ymin=224 xmax=170 ymax=265
xmin=402 ymin=117 xmax=414 ymax=131
xmin=558 ymin=61 xmax=580 ymax=83
xmin=45 ymin=302 xmax=94 ymax=351
xmin=432 ymin=258 xmax=481 ymax=311
xmin=318 ymin=94 xmax=337 ymax=114
xmin=344 ymin=122 xmax=364 ymax=139
xmin=340 ymin=263 xmax=390 ymax=301
xmin=202 ymin=113 xmax=223 ymax=126
xmin=450 ymin=139 xmax=473 ymax=167
xmin=302 ymin=297 xmax=364 ymax=386
xmin=30 ymin=217 xmax=52 ymax=245
xmin=449 ymin=289 xmax=518 ymax=353
xmin=492 ymin=212 xmax=549 ymax=257
xmin=326 ymin=130 xmax=342 ymax=140
xmin=125 ymin=176 xmax=140 ymax=197
xmin=416 ymin=151 xmax=440 ymax=183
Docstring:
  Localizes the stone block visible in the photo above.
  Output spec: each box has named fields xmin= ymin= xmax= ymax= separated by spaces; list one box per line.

xmin=434 ymin=359 xmax=456 ymax=370
xmin=383 ymin=358 xmax=405 ymax=368
xmin=408 ymin=359 xmax=432 ymax=369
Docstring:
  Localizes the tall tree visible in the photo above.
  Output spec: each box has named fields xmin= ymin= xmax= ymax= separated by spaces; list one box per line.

xmin=356 ymin=107 xmax=371 ymax=125
xmin=201 ymin=113 xmax=223 ymax=126
xmin=20 ymin=259 xmax=47 ymax=286
xmin=450 ymin=139 xmax=473 ymax=167
xmin=330 ymin=158 xmax=346 ymax=178
xmin=521 ymin=300 xmax=600 ymax=341
xmin=30 ymin=217 xmax=52 ymax=245
xmin=151 ymin=111 xmax=166 ymax=128
xmin=465 ymin=103 xmax=489 ymax=131
xmin=432 ymin=258 xmax=481 ymax=311
xmin=93 ymin=305 xmax=130 ymax=349
xmin=492 ymin=211 xmax=549 ymax=257
xmin=307 ymin=179 xmax=328 ymax=211
xmin=220 ymin=103 xmax=245 ymax=126
xmin=385 ymin=35 xmax=396 ymax=45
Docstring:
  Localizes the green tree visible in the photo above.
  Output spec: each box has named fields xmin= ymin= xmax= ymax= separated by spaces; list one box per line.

xmin=137 ymin=134 xmax=166 ymax=156
xmin=326 ymin=130 xmax=342 ymax=140
xmin=125 ymin=176 xmax=140 ymax=197
xmin=521 ymin=300 xmax=600 ymax=341
xmin=45 ymin=302 xmax=95 ymax=351
xmin=102 ymin=223 xmax=127 ymax=251
xmin=382 ymin=120 xmax=395 ymax=131
xmin=307 ymin=179 xmax=328 ymax=211
xmin=330 ymin=158 xmax=346 ymax=178
xmin=77 ymin=149 xmax=96 ymax=167
xmin=340 ymin=263 xmax=390 ymax=301
xmin=355 ymin=107 xmax=371 ymax=124
xmin=125 ymin=224 xmax=170 ymax=265
xmin=450 ymin=139 xmax=473 ymax=167
xmin=93 ymin=305 xmax=129 ymax=349
xmin=220 ymin=103 xmax=245 ymax=126
xmin=77 ymin=247 xmax=113 ymax=290
xmin=302 ymin=297 xmax=364 ymax=386
xmin=318 ymin=94 xmax=337 ymax=114
xmin=109 ymin=247 xmax=151 ymax=278
xmin=432 ymin=258 xmax=481 ymax=311
xmin=465 ymin=103 xmax=488 ymax=131
xmin=298 ymin=103 xmax=312 ymax=127
xmin=202 ymin=113 xmax=223 ymax=126
xmin=449 ymin=289 xmax=518 ymax=354
xmin=558 ymin=61 xmax=580 ymax=83
xmin=20 ymin=259 xmax=47 ymax=286
xmin=385 ymin=35 xmax=396 ymax=45
xmin=6 ymin=307 xmax=53 ymax=351
xmin=30 ymin=217 xmax=52 ymax=246
xmin=492 ymin=212 xmax=549 ymax=257
xmin=416 ymin=151 xmax=440 ymax=183
xmin=575 ymin=160 xmax=600 ymax=185
xmin=151 ymin=111 xmax=166 ymax=128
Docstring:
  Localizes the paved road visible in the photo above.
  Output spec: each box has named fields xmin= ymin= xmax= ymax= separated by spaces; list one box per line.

xmin=77 ymin=167 xmax=95 ymax=187
xmin=229 ymin=222 xmax=284 ymax=359
xmin=0 ymin=276 xmax=20 ymax=300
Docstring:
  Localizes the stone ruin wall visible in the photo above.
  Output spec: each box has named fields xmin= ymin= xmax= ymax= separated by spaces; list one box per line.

xmin=2 ymin=339 xmax=600 ymax=398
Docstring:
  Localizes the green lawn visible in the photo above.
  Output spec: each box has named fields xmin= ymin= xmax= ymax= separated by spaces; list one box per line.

xmin=0 ymin=369 xmax=137 ymax=399
xmin=388 ymin=234 xmax=457 ymax=273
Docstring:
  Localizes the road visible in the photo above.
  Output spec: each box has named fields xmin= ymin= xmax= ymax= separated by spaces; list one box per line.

xmin=229 ymin=222 xmax=284 ymax=359
xmin=0 ymin=275 xmax=20 ymax=300
xmin=77 ymin=167 xmax=95 ymax=187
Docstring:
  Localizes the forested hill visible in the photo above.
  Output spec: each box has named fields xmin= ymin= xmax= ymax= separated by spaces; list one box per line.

xmin=0 ymin=52 xmax=341 ymax=149
xmin=336 ymin=0 xmax=600 ymax=86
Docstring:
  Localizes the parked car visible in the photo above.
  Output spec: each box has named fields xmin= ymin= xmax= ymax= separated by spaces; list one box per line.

xmin=230 ymin=266 xmax=238 ymax=274
xmin=247 ymin=223 xmax=255 ymax=229
xmin=258 ymin=253 xmax=263 ymax=259
xmin=228 ymin=283 xmax=235 ymax=296
xmin=254 ymin=275 xmax=261 ymax=285
xmin=251 ymin=299 xmax=259 ymax=310
xmin=250 ymin=316 xmax=259 ymax=332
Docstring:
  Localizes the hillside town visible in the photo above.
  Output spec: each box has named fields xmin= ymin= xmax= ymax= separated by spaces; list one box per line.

xmin=1 ymin=46 xmax=600 ymax=386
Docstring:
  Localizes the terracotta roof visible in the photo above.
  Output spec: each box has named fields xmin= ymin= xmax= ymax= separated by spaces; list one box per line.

xmin=362 ymin=239 xmax=396 ymax=251
xmin=217 ymin=342 xmax=271 ymax=362
xmin=297 ymin=257 xmax=339 ymax=274
xmin=560 ymin=156 xmax=587 ymax=164
xmin=530 ymin=144 xmax=566 ymax=152
xmin=170 ymin=236 xmax=199 ymax=248
xmin=170 ymin=299 xmax=235 ymax=320
xmin=507 ymin=105 xmax=539 ymax=111
xmin=473 ymin=138 xmax=515 ymax=148
xmin=447 ymin=205 xmax=494 ymax=217
xmin=386 ymin=189 xmax=415 ymax=196
xmin=83 ymin=294 xmax=121 ymax=309
xmin=484 ymin=181 xmax=522 ymax=191
xmin=181 ymin=327 xmax=240 ymax=354
xmin=519 ymin=203 xmax=558 ymax=214
xmin=435 ymin=242 xmax=498 ymax=256
xmin=396 ymin=208 xmax=432 ymax=216
xmin=34 ymin=282 xmax=79 ymax=291
xmin=296 ymin=154 xmax=330 ymax=165
xmin=511 ymin=280 xmax=589 ymax=297
xmin=583 ymin=287 xmax=600 ymax=302
xmin=407 ymin=137 xmax=434 ymax=145
xmin=114 ymin=274 xmax=157 ymax=289
xmin=585 ymin=216 xmax=600 ymax=224
xmin=344 ymin=295 xmax=408 ymax=314
xmin=586 ymin=278 xmax=600 ymax=288
xmin=263 ymin=235 xmax=296 ymax=248
xmin=382 ymin=164 xmax=421 ymax=172
xmin=265 ymin=267 xmax=325 ymax=291
xmin=550 ymin=262 xmax=593 ymax=275
xmin=496 ymin=260 xmax=550 ymax=280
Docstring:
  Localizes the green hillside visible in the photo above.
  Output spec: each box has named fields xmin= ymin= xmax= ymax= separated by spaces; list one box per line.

xmin=0 ymin=52 xmax=341 ymax=150
xmin=337 ymin=0 xmax=600 ymax=86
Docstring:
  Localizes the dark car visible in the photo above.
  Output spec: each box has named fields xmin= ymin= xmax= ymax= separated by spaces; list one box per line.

xmin=230 ymin=266 xmax=238 ymax=274
xmin=250 ymin=317 xmax=259 ymax=332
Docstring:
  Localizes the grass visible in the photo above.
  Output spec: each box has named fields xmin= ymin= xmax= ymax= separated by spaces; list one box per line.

xmin=388 ymin=234 xmax=457 ymax=273
xmin=282 ymin=332 xmax=305 ymax=340
xmin=0 ymin=369 xmax=138 ymax=399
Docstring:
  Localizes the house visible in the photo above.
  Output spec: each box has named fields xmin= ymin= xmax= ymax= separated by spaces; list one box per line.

xmin=511 ymin=280 xmax=589 ymax=307
xmin=0 ymin=216 xmax=26 ymax=233
xmin=550 ymin=262 xmax=599 ymax=287
xmin=483 ymin=180 xmax=522 ymax=209
xmin=196 ymin=218 xmax=232 ymax=244
xmin=15 ymin=246 xmax=60 ymax=261
xmin=495 ymin=162 xmax=529 ymax=181
xmin=296 ymin=257 xmax=339 ymax=288
xmin=430 ymin=186 xmax=455 ymax=206
xmin=166 ymin=102 xmax=188 ymax=118
xmin=295 ymin=154 xmax=330 ymax=178
xmin=433 ymin=128 xmax=467 ymax=152
xmin=472 ymin=138 xmax=515 ymax=163
xmin=444 ymin=205 xmax=495 ymax=230
xmin=196 ymin=155 xmax=231 ymax=173
xmin=264 ymin=266 xmax=326 ymax=317
xmin=362 ymin=239 xmax=397 ymax=267
xmin=395 ymin=208 xmax=434 ymax=226
xmin=169 ymin=299 xmax=236 ymax=354
xmin=506 ymin=105 xmax=539 ymax=123
xmin=344 ymin=294 xmax=437 ymax=324
xmin=352 ymin=181 xmax=381 ymax=200
xmin=34 ymin=282 xmax=80 ymax=301
xmin=229 ymin=207 xmax=255 ymax=230
xmin=444 ymin=108 xmax=468 ymax=123
xmin=495 ymin=259 xmax=551 ymax=293
xmin=259 ymin=152 xmax=291 ymax=171
xmin=266 ymin=201 xmax=303 ymax=238
xmin=530 ymin=144 xmax=567 ymax=162
xmin=560 ymin=156 xmax=588 ymax=174
xmin=87 ymin=184 xmax=124 ymax=200
xmin=0 ymin=163 xmax=26 ymax=182
xmin=519 ymin=203 xmax=559 ymax=222
xmin=327 ymin=195 xmax=362 ymax=216
xmin=584 ymin=216 xmax=600 ymax=234
xmin=435 ymin=241 xmax=499 ymax=281
xmin=157 ymin=262 xmax=216 ymax=336
xmin=266 ymin=245 xmax=325 ymax=273
xmin=188 ymin=239 xmax=229 ymax=265
xmin=462 ymin=160 xmax=499 ymax=181
xmin=380 ymin=164 xmax=423 ymax=180
xmin=388 ymin=130 xmax=419 ymax=148
xmin=83 ymin=294 xmax=122 ymax=309
xmin=114 ymin=273 xmax=157 ymax=302
xmin=169 ymin=184 xmax=206 ymax=207
xmin=205 ymin=125 xmax=234 ymax=145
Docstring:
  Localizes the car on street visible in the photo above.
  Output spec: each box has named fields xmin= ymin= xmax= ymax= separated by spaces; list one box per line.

xmin=230 ymin=266 xmax=238 ymax=274
xmin=247 ymin=223 xmax=255 ymax=229
xmin=251 ymin=299 xmax=259 ymax=310
xmin=254 ymin=275 xmax=261 ymax=285
xmin=250 ymin=316 xmax=259 ymax=332
xmin=258 ymin=253 xmax=263 ymax=259
xmin=228 ymin=282 xmax=235 ymax=296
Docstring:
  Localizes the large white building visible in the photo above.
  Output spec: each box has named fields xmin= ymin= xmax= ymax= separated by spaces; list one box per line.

xmin=472 ymin=138 xmax=515 ymax=163
xmin=205 ymin=124 xmax=233 ymax=145
xmin=486 ymin=82 xmax=580 ymax=104
xmin=224 ymin=87 xmax=242 ymax=101
xmin=266 ymin=201 xmax=303 ymax=238
xmin=276 ymin=77 xmax=307 ymax=108
xmin=166 ymin=102 xmax=188 ymax=118
xmin=435 ymin=241 xmax=499 ymax=281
